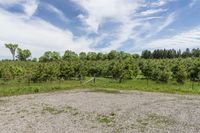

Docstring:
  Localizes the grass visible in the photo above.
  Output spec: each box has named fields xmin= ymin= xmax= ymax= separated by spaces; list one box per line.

xmin=87 ymin=88 xmax=121 ymax=94
xmin=42 ymin=105 xmax=79 ymax=115
xmin=0 ymin=77 xmax=200 ymax=97
xmin=134 ymin=113 xmax=177 ymax=132
xmin=0 ymin=80 xmax=81 ymax=97
xmin=136 ymin=113 xmax=177 ymax=127
xmin=83 ymin=77 xmax=200 ymax=95
xmin=97 ymin=112 xmax=116 ymax=125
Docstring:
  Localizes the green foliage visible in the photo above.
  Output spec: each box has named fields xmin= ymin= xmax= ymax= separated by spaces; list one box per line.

xmin=31 ymin=63 xmax=59 ymax=82
xmin=108 ymin=50 xmax=118 ymax=60
xmin=172 ymin=63 xmax=187 ymax=84
xmin=79 ymin=52 xmax=87 ymax=60
xmin=141 ymin=48 xmax=200 ymax=59
xmin=119 ymin=51 xmax=132 ymax=60
xmin=87 ymin=61 xmax=101 ymax=76
xmin=63 ymin=50 xmax=78 ymax=61
xmin=59 ymin=61 xmax=75 ymax=80
xmin=5 ymin=43 xmax=18 ymax=60
xmin=108 ymin=59 xmax=137 ymax=83
xmin=2 ymin=49 xmax=200 ymax=90
xmin=17 ymin=48 xmax=31 ymax=61
xmin=74 ymin=61 xmax=87 ymax=80
xmin=141 ymin=50 xmax=151 ymax=59
xmin=96 ymin=52 xmax=104 ymax=60
xmin=39 ymin=51 xmax=61 ymax=62
xmin=140 ymin=60 xmax=153 ymax=80
xmin=189 ymin=61 xmax=200 ymax=82
xmin=157 ymin=67 xmax=172 ymax=83
xmin=1 ymin=68 xmax=13 ymax=81
xmin=87 ymin=52 xmax=97 ymax=60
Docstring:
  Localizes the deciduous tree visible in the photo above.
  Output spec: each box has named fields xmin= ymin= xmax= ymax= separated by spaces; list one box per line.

xmin=5 ymin=43 xmax=18 ymax=60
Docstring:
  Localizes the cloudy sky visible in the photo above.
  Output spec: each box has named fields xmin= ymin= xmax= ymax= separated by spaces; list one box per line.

xmin=0 ymin=0 xmax=200 ymax=59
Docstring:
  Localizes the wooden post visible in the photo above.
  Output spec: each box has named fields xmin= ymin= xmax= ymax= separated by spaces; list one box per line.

xmin=192 ymin=81 xmax=194 ymax=89
xmin=80 ymin=74 xmax=83 ymax=84
xmin=93 ymin=74 xmax=96 ymax=83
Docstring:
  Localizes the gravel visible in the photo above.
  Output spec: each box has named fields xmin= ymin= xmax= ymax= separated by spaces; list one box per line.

xmin=0 ymin=90 xmax=200 ymax=133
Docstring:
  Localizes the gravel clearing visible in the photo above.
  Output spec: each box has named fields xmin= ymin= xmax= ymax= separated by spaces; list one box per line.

xmin=0 ymin=90 xmax=200 ymax=133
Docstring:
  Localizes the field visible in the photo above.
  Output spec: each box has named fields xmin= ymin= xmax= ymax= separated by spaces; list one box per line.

xmin=1 ymin=77 xmax=200 ymax=97
xmin=1 ymin=90 xmax=200 ymax=133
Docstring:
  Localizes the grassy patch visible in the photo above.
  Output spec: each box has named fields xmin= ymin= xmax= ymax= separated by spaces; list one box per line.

xmin=1 ymin=77 xmax=200 ymax=97
xmin=97 ymin=112 xmax=116 ymax=126
xmin=147 ymin=113 xmax=177 ymax=126
xmin=43 ymin=107 xmax=65 ymax=115
xmin=139 ymin=113 xmax=177 ymax=126
xmin=0 ymin=80 xmax=81 ymax=97
xmin=134 ymin=113 xmax=177 ymax=132
xmin=83 ymin=77 xmax=200 ymax=95
xmin=87 ymin=88 xmax=121 ymax=94
xmin=42 ymin=105 xmax=79 ymax=115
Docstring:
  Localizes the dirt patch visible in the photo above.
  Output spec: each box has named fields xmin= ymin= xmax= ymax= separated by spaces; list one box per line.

xmin=0 ymin=90 xmax=200 ymax=133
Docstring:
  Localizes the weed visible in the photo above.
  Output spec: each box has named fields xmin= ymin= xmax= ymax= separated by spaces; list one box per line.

xmin=97 ymin=112 xmax=116 ymax=126
xmin=42 ymin=105 xmax=79 ymax=115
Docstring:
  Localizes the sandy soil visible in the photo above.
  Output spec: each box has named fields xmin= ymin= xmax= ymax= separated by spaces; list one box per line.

xmin=0 ymin=90 xmax=200 ymax=133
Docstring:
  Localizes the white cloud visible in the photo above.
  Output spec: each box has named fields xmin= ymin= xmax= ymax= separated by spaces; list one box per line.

xmin=0 ymin=0 xmax=181 ymax=59
xmin=72 ymin=0 xmax=177 ymax=51
xmin=72 ymin=0 xmax=145 ymax=51
xmin=23 ymin=0 xmax=38 ymax=17
xmin=151 ymin=0 xmax=167 ymax=7
xmin=45 ymin=3 xmax=69 ymax=23
xmin=0 ymin=0 xmax=24 ymax=5
xmin=0 ymin=0 xmax=39 ymax=17
xmin=100 ymin=19 xmax=141 ymax=52
xmin=150 ymin=0 xmax=176 ymax=7
xmin=105 ymin=11 xmax=176 ymax=52
xmin=135 ymin=12 xmax=176 ymax=41
xmin=72 ymin=0 xmax=142 ymax=33
xmin=127 ymin=12 xmax=176 ymax=51
xmin=143 ymin=27 xmax=200 ymax=50
xmin=140 ymin=9 xmax=167 ymax=16
xmin=0 ymin=8 xmax=92 ymax=59
xmin=157 ymin=12 xmax=176 ymax=32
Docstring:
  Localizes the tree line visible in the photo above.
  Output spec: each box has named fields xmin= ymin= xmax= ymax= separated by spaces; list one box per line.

xmin=1 ymin=57 xmax=200 ymax=85
xmin=4 ymin=43 xmax=141 ymax=61
xmin=141 ymin=48 xmax=200 ymax=59
xmin=1 ymin=43 xmax=200 ymax=88
xmin=5 ymin=44 xmax=200 ymax=61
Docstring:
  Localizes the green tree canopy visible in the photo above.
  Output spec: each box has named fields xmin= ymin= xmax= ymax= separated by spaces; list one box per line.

xmin=63 ymin=50 xmax=78 ymax=61
xmin=79 ymin=52 xmax=87 ymax=60
xmin=39 ymin=51 xmax=61 ymax=62
xmin=17 ymin=48 xmax=31 ymax=61
xmin=5 ymin=43 xmax=18 ymax=60
xmin=87 ymin=52 xmax=97 ymax=60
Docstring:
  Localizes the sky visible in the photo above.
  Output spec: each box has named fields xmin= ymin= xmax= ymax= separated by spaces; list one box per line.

xmin=0 ymin=0 xmax=200 ymax=59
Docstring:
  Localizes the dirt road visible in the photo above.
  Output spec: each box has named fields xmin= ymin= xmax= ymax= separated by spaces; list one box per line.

xmin=0 ymin=90 xmax=200 ymax=133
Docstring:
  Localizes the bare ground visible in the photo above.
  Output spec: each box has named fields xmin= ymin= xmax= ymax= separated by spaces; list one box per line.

xmin=0 ymin=90 xmax=200 ymax=133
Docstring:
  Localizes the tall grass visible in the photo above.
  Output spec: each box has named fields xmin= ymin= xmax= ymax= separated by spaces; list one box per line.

xmin=0 ymin=77 xmax=200 ymax=97
xmin=83 ymin=77 xmax=200 ymax=94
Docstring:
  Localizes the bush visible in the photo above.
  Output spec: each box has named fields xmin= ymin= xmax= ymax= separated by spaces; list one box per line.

xmin=59 ymin=62 xmax=75 ymax=80
xmin=1 ymin=69 xmax=13 ymax=81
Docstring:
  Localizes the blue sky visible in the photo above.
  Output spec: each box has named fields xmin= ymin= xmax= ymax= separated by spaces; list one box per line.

xmin=0 ymin=0 xmax=200 ymax=58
